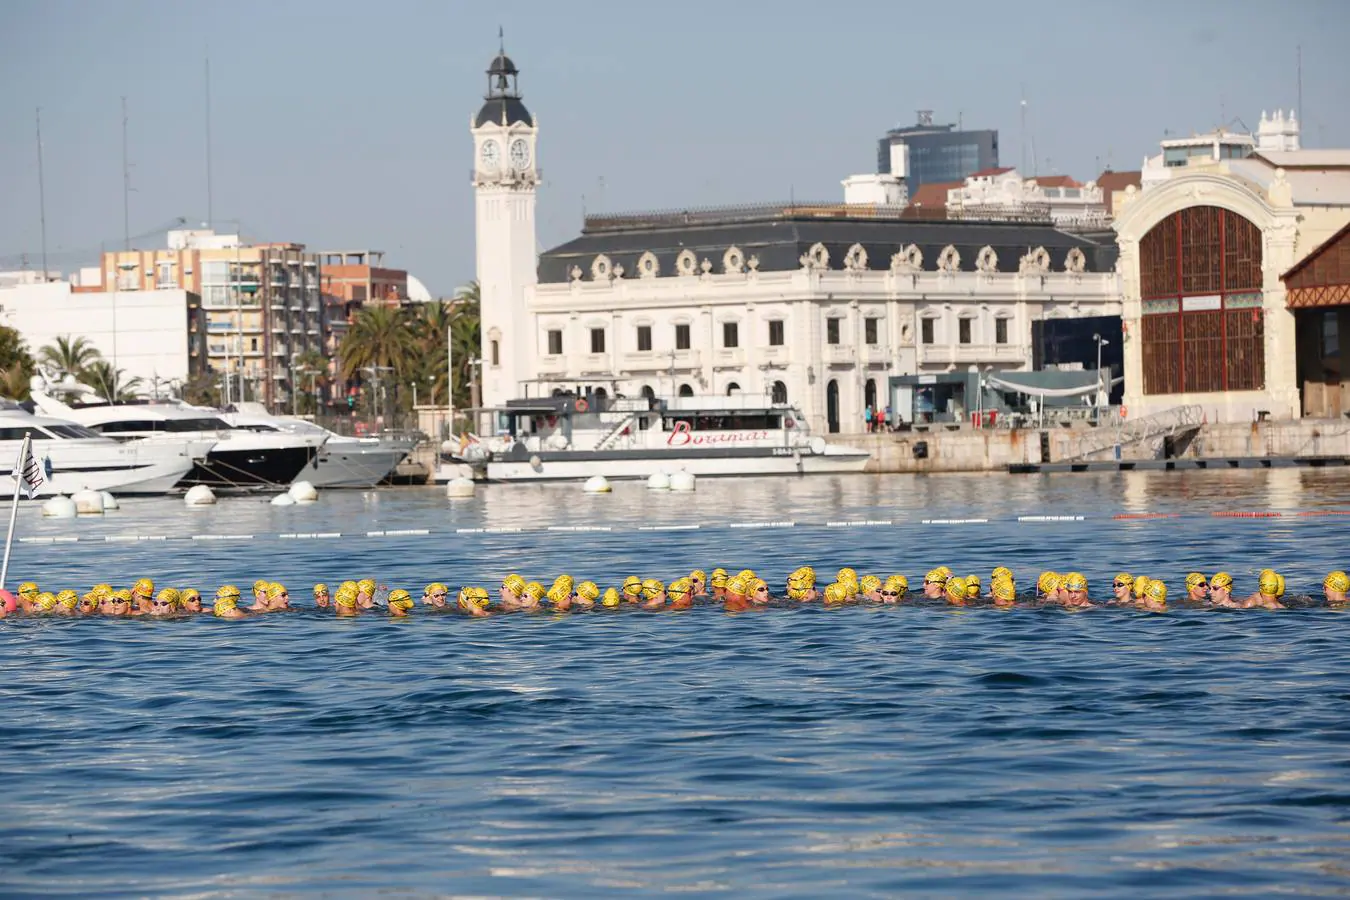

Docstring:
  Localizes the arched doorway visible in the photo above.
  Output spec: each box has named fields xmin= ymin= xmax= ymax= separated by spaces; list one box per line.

xmin=726 ymin=382 xmax=740 ymax=396
xmin=640 ymin=385 xmax=655 ymax=402
xmin=826 ymin=380 xmax=840 ymax=433
xmin=771 ymin=380 xmax=787 ymax=404
xmin=678 ymin=383 xmax=694 ymax=397
xmin=864 ymin=379 xmax=877 ymax=410
xmin=1139 ymin=206 xmax=1265 ymax=395
xmin=592 ymin=387 xmax=607 ymax=411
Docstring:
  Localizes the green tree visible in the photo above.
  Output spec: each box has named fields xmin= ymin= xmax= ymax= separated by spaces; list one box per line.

xmin=0 ymin=326 xmax=37 ymax=400
xmin=338 ymin=305 xmax=415 ymax=383
xmin=448 ymin=281 xmax=480 ymax=411
xmin=38 ymin=335 xmax=101 ymax=379
xmin=85 ymin=360 xmax=142 ymax=403
xmin=291 ymin=349 xmax=331 ymax=415
xmin=0 ymin=362 xmax=33 ymax=402
xmin=182 ymin=374 xmax=222 ymax=407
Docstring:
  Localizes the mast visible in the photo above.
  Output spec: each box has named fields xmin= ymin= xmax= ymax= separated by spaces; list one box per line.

xmin=35 ymin=108 xmax=48 ymax=282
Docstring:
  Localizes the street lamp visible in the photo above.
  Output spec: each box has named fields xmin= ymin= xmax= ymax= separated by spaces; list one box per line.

xmin=360 ymin=364 xmax=394 ymax=425
xmin=1093 ymin=333 xmax=1110 ymax=422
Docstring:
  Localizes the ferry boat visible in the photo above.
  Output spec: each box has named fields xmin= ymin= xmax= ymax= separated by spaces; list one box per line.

xmin=438 ymin=394 xmax=870 ymax=483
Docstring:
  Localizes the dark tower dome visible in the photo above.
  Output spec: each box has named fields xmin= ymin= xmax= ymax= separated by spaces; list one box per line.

xmin=476 ymin=37 xmax=533 ymax=127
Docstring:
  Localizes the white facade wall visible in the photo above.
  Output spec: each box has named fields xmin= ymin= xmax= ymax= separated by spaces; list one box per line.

xmin=520 ymin=266 xmax=1120 ymax=434
xmin=0 ymin=282 xmax=191 ymax=385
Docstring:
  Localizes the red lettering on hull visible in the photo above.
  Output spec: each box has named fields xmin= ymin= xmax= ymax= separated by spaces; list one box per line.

xmin=667 ymin=421 xmax=771 ymax=447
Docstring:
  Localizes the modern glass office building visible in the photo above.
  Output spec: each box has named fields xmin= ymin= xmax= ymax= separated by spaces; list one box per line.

xmin=878 ymin=111 xmax=999 ymax=193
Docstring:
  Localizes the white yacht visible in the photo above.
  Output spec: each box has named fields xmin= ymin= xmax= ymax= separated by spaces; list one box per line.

xmin=0 ymin=401 xmax=197 ymax=496
xmin=29 ymin=382 xmax=324 ymax=490
xmin=217 ymin=404 xmax=414 ymax=488
xmin=439 ymin=394 xmax=871 ymax=483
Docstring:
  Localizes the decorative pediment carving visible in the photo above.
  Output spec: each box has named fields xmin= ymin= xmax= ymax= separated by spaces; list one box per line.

xmin=937 ymin=245 xmax=961 ymax=273
xmin=746 ymin=255 xmax=760 ymax=272
xmin=569 ymin=265 xmax=583 ymax=282
xmin=890 ymin=243 xmax=923 ymax=273
xmin=675 ymin=249 xmax=698 ymax=277
xmin=1019 ymin=246 xmax=1050 ymax=274
xmin=976 ymin=246 xmax=999 ymax=273
xmin=590 ymin=254 xmax=614 ymax=281
xmin=1065 ymin=247 xmax=1087 ymax=274
xmin=723 ymin=246 xmax=744 ymax=274
xmin=843 ymin=243 xmax=868 ymax=272
xmin=799 ymin=242 xmax=830 ymax=270
xmin=699 ymin=258 xmax=713 ymax=275
xmin=637 ymin=251 xmax=660 ymax=279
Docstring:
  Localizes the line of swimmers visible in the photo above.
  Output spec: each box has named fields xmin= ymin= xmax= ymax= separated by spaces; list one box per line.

xmin=3 ymin=567 xmax=1348 ymax=619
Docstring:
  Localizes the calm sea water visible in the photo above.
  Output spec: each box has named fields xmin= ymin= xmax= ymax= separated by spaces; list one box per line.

xmin=2 ymin=470 xmax=1350 ymax=896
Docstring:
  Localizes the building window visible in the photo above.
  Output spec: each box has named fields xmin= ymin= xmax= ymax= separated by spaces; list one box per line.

xmin=636 ymin=325 xmax=652 ymax=352
xmin=547 ymin=330 xmax=563 ymax=355
xmin=826 ymin=317 xmax=841 ymax=345
xmin=959 ymin=318 xmax=972 ymax=344
xmin=678 ymin=383 xmax=694 ymax=397
xmin=771 ymin=380 xmax=788 ymax=404
xmin=921 ymin=318 xmax=935 ymax=344
xmin=1139 ymin=206 xmax=1265 ymax=394
xmin=490 ymin=339 xmax=500 ymax=366
xmin=768 ymin=320 xmax=785 ymax=346
xmin=250 ymin=337 xmax=258 ymax=352
xmin=995 ymin=318 xmax=1008 ymax=345
xmin=590 ymin=328 xmax=606 ymax=354
xmin=726 ymin=382 xmax=740 ymax=396
xmin=722 ymin=322 xmax=739 ymax=348
xmin=864 ymin=317 xmax=879 ymax=345
xmin=675 ymin=323 xmax=691 ymax=350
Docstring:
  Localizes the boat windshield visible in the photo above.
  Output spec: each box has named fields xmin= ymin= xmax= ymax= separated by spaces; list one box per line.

xmin=93 ymin=417 xmax=231 ymax=434
xmin=43 ymin=424 xmax=106 ymax=439
xmin=661 ymin=412 xmax=785 ymax=431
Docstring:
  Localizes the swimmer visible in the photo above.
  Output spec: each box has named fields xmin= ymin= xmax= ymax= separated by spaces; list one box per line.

xmin=880 ymin=574 xmax=907 ymax=603
xmin=837 ymin=567 xmax=858 ymax=588
xmin=964 ymin=574 xmax=982 ymax=602
xmin=748 ymin=577 xmax=772 ymax=606
xmin=266 ymin=582 xmax=291 ymax=611
xmin=1133 ymin=575 xmax=1151 ymax=606
xmin=249 ymin=579 xmax=270 ymax=612
xmin=1242 ymin=569 xmax=1286 ymax=610
xmin=991 ymin=577 xmax=1017 ymax=608
xmin=601 ymin=587 xmax=622 ymax=608
xmin=923 ymin=567 xmax=950 ymax=599
xmin=458 ymin=586 xmax=492 ymax=617
xmin=668 ymin=577 xmax=695 ymax=610
xmin=181 ymin=589 xmax=203 ymax=614
xmin=520 ymin=581 xmax=545 ymax=610
xmin=822 ymin=582 xmax=847 ymax=606
xmin=1139 ymin=579 xmax=1167 ymax=613
xmin=690 ymin=569 xmax=708 ymax=598
xmin=992 ymin=566 xmax=1013 ymax=588
xmin=109 ymin=590 xmax=135 ymax=617
xmin=1184 ymin=573 xmax=1209 ymax=604
xmin=422 ymin=582 xmax=449 ymax=609
xmin=1324 ymin=571 xmax=1349 ymax=605
xmin=130 ymin=578 xmax=155 ymax=614
xmin=709 ymin=568 xmax=728 ymax=601
xmin=499 ymin=574 xmax=526 ymax=610
xmin=77 ymin=592 xmax=99 ymax=616
xmin=1110 ymin=573 xmax=1135 ymax=605
xmin=30 ymin=592 xmax=58 ymax=614
xmin=16 ymin=582 xmax=39 ymax=613
xmin=356 ymin=579 xmax=377 ymax=610
xmin=1062 ymin=573 xmax=1091 ymax=609
xmin=620 ymin=576 xmax=643 ymax=604
xmin=640 ymin=578 xmax=667 ymax=610
xmin=334 ymin=584 xmax=360 ymax=617
xmin=55 ymin=590 xmax=80 ymax=615
xmin=213 ymin=585 xmax=247 ymax=619
xmin=387 ymin=589 xmax=414 ymax=618
xmin=786 ymin=566 xmax=819 ymax=602
xmin=573 ymin=581 xmax=600 ymax=609
xmin=723 ymin=575 xmax=752 ymax=612
xmin=859 ymin=575 xmax=882 ymax=602
xmin=1037 ymin=571 xmax=1061 ymax=604
xmin=314 ymin=583 xmax=331 ymax=609
xmin=943 ymin=576 xmax=968 ymax=606
xmin=149 ymin=588 xmax=180 ymax=617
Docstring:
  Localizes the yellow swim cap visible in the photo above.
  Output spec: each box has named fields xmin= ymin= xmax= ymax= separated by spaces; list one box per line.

xmin=925 ymin=567 xmax=950 ymax=585
xmin=155 ymin=588 xmax=181 ymax=606
xmin=214 ymin=595 xmax=239 ymax=615
xmin=668 ymin=577 xmax=693 ymax=597
xmin=252 ymin=579 xmax=269 ymax=594
xmin=736 ymin=569 xmax=757 ymax=585
xmin=551 ymin=575 xmax=574 ymax=596
xmin=216 ymin=584 xmax=241 ymax=601
xmin=313 ymin=583 xmax=329 ymax=596
xmin=1258 ymin=569 xmax=1283 ymax=597
xmin=545 ymin=584 xmax=569 ymax=606
xmin=523 ymin=581 xmax=545 ymax=602
xmin=17 ymin=581 xmax=38 ymax=596
xmin=1038 ymin=571 xmax=1060 ymax=594
xmin=1185 ymin=572 xmax=1208 ymax=590
xmin=56 ymin=589 xmax=79 ymax=609
xmin=944 ymin=576 xmax=968 ymax=602
xmin=621 ymin=575 xmax=642 ymax=597
xmin=1063 ymin=572 xmax=1088 ymax=592
xmin=113 ymin=589 xmax=133 ymax=603
xmin=798 ymin=566 xmax=816 ymax=585
xmin=459 ymin=587 xmax=491 ymax=610
xmin=91 ymin=583 xmax=112 ymax=598
xmin=32 ymin=592 xmax=57 ymax=611
xmin=992 ymin=579 xmax=1017 ymax=602
xmin=576 ymin=581 xmax=600 ymax=602
xmin=710 ymin=568 xmax=728 ymax=588
xmin=266 ymin=582 xmax=287 ymax=601
xmin=837 ymin=567 xmax=858 ymax=584
xmin=182 ymin=588 xmax=201 ymax=603
xmin=339 ymin=580 xmax=357 ymax=594
xmin=992 ymin=566 xmax=1013 ymax=582
xmin=965 ymin=575 xmax=982 ymax=599
xmin=601 ymin=587 xmax=621 ymax=607
xmin=133 ymin=578 xmax=154 ymax=596
xmin=1325 ymin=571 xmax=1350 ymax=593
xmin=424 ymin=582 xmax=448 ymax=598
xmin=822 ymin=582 xmax=846 ymax=604
xmin=1113 ymin=572 xmax=1134 ymax=588
xmin=689 ymin=569 xmax=706 ymax=583
xmin=786 ymin=584 xmax=809 ymax=601
xmin=387 ymin=589 xmax=414 ymax=611
xmin=1144 ymin=579 xmax=1167 ymax=604
xmin=1210 ymin=572 xmax=1233 ymax=590
xmin=502 ymin=574 xmax=526 ymax=596
xmin=724 ymin=575 xmax=748 ymax=597
xmin=356 ymin=579 xmax=376 ymax=595
xmin=641 ymin=578 xmax=665 ymax=600
xmin=883 ymin=574 xmax=908 ymax=595
xmin=935 ymin=565 xmax=953 ymax=579
xmin=860 ymin=574 xmax=882 ymax=593
xmin=335 ymin=587 xmax=358 ymax=608
xmin=1134 ymin=576 xmax=1151 ymax=599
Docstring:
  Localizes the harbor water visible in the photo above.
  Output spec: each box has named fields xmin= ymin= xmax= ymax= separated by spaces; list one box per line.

xmin=3 ymin=470 xmax=1350 ymax=896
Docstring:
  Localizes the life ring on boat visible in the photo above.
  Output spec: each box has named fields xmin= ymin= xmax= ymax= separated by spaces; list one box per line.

xmin=574 ymin=398 xmax=589 ymax=413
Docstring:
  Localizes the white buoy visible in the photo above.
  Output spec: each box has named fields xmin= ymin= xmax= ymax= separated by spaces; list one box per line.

xmin=445 ymin=476 xmax=476 ymax=498
xmin=670 ymin=470 xmax=696 ymax=492
xmin=41 ymin=495 xmax=77 ymax=518
xmin=583 ymin=475 xmax=612 ymax=494
xmin=184 ymin=484 xmax=217 ymax=506
xmin=71 ymin=488 xmax=105 ymax=515
xmin=647 ymin=471 xmax=671 ymax=491
xmin=529 ymin=454 xmax=542 ymax=472
xmin=271 ymin=493 xmax=296 ymax=506
xmin=288 ymin=480 xmax=319 ymax=503
xmin=99 ymin=491 xmax=120 ymax=511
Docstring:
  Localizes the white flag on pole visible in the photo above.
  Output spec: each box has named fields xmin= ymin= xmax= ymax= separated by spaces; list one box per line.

xmin=16 ymin=435 xmax=44 ymax=499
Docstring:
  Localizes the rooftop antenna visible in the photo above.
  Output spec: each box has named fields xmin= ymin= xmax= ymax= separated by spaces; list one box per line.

xmin=35 ymin=108 xmax=48 ymax=282
xmin=498 ymin=24 xmax=505 ymax=54
xmin=205 ymin=50 xmax=213 ymax=229
xmin=121 ymin=96 xmax=131 ymax=250
xmin=1019 ymin=87 xmax=1028 ymax=173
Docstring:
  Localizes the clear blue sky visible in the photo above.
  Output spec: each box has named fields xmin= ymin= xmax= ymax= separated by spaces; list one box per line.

xmin=1 ymin=0 xmax=1346 ymax=296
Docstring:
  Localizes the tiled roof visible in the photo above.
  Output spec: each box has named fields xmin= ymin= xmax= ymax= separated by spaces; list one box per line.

xmin=1028 ymin=175 xmax=1081 ymax=188
xmin=969 ymin=167 xmax=1015 ymax=177
xmin=1096 ymin=170 xmax=1142 ymax=215
xmin=907 ymin=181 xmax=963 ymax=209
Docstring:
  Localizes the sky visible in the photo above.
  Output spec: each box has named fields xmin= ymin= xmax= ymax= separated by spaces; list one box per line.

xmin=1 ymin=0 xmax=1347 ymax=296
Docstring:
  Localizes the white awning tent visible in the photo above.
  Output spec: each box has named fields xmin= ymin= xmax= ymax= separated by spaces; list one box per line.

xmin=986 ymin=373 xmax=1124 ymax=399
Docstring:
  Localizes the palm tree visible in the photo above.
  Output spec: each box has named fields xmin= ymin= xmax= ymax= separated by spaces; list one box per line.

xmin=0 ymin=326 xmax=35 ymax=399
xmin=291 ymin=349 xmax=331 ymax=414
xmin=84 ymin=360 xmax=142 ymax=403
xmin=338 ymin=305 xmax=415 ymax=382
xmin=38 ymin=335 xmax=101 ymax=379
xmin=448 ymin=281 xmax=480 ymax=411
xmin=0 ymin=362 xmax=32 ymax=401
xmin=182 ymin=374 xmax=222 ymax=407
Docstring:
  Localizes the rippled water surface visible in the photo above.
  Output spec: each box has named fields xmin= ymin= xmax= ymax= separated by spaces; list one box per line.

xmin=3 ymin=471 xmax=1350 ymax=896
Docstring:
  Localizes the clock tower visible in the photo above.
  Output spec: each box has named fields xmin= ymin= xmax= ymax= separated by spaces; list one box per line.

xmin=471 ymin=41 xmax=539 ymax=410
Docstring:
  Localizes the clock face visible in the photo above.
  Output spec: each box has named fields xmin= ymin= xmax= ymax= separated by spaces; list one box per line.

xmin=509 ymin=139 xmax=531 ymax=170
xmin=479 ymin=139 xmax=500 ymax=171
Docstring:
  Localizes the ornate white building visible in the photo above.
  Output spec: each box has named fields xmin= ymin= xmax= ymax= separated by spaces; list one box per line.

xmin=945 ymin=168 xmax=1110 ymax=229
xmin=472 ymin=49 xmax=1123 ymax=433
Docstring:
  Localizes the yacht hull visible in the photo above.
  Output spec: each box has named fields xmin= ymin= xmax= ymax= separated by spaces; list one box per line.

xmin=0 ymin=442 xmax=196 ymax=496
xmin=182 ymin=445 xmax=317 ymax=489
xmin=294 ymin=443 xmax=411 ymax=488
xmin=480 ymin=447 xmax=871 ymax=483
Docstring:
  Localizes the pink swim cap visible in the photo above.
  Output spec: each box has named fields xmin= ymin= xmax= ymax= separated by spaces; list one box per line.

xmin=0 ymin=589 xmax=16 ymax=613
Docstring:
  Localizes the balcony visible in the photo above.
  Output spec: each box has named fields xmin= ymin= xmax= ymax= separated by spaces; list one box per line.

xmin=917 ymin=343 xmax=1028 ymax=366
